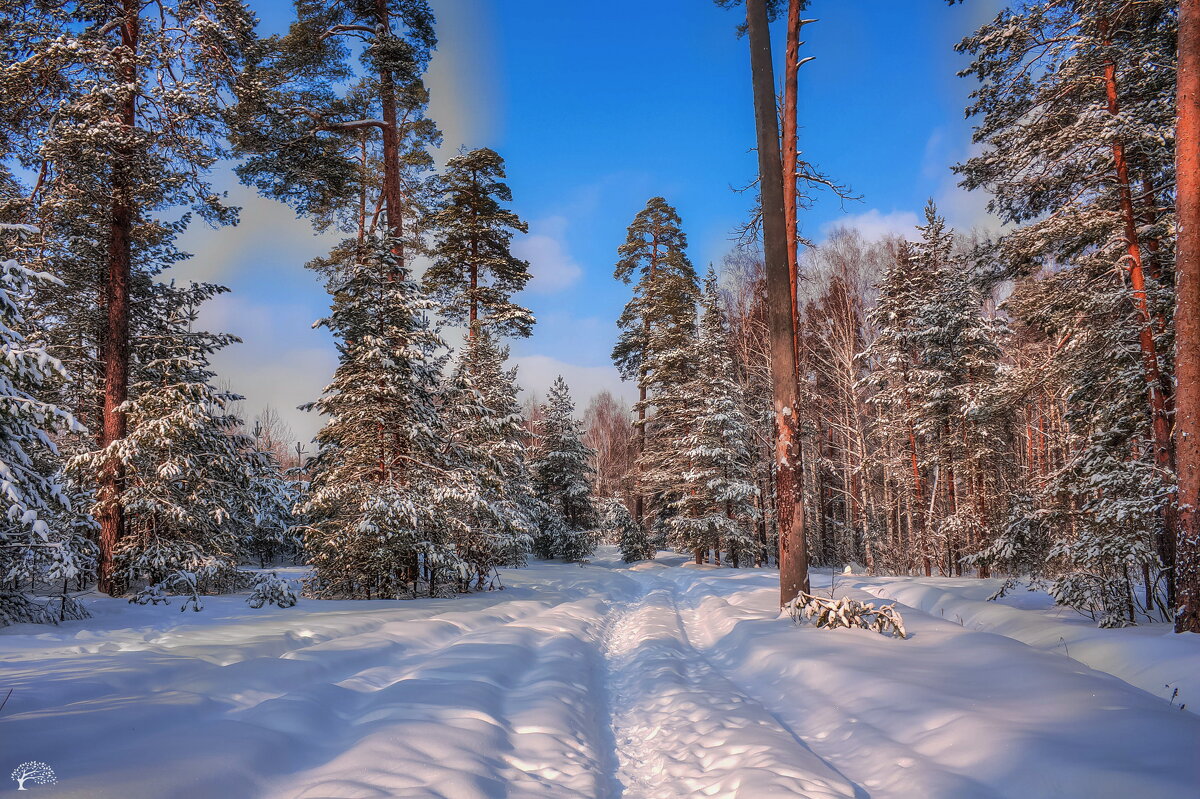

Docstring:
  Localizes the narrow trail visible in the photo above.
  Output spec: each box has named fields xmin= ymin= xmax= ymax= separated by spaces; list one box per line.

xmin=600 ymin=573 xmax=857 ymax=799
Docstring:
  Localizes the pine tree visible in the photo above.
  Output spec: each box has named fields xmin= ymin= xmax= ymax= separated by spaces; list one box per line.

xmin=670 ymin=272 xmax=759 ymax=566
xmin=957 ymin=0 xmax=1178 ymax=614
xmin=530 ymin=376 xmax=598 ymax=561
xmin=612 ymin=197 xmax=700 ymax=530
xmin=726 ymin=0 xmax=812 ymax=601
xmin=0 ymin=0 xmax=260 ymax=593
xmin=425 ymin=148 xmax=534 ymax=339
xmin=234 ymin=0 xmax=438 ymax=251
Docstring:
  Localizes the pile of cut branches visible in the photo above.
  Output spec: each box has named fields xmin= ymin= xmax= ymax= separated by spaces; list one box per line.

xmin=785 ymin=592 xmax=907 ymax=638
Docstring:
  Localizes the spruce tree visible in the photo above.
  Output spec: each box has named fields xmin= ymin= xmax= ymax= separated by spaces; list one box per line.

xmin=301 ymin=240 xmax=469 ymax=598
xmin=441 ymin=332 xmax=537 ymax=585
xmin=605 ymin=499 xmax=653 ymax=563
xmin=69 ymin=283 xmax=257 ymax=590
xmin=425 ymin=148 xmax=534 ymax=339
xmin=670 ymin=272 xmax=758 ymax=566
xmin=864 ymin=205 xmax=1005 ymax=577
xmin=864 ymin=239 xmax=931 ymax=574
xmin=0 ymin=226 xmax=93 ymax=623
xmin=530 ymin=376 xmax=598 ymax=561
xmin=908 ymin=203 xmax=1003 ymax=576
xmin=242 ymin=445 xmax=303 ymax=569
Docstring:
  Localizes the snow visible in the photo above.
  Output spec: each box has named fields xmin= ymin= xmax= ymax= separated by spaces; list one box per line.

xmin=846 ymin=574 xmax=1200 ymax=716
xmin=2 ymin=551 xmax=1198 ymax=798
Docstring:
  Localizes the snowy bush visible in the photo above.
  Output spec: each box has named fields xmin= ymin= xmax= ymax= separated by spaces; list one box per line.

xmin=558 ymin=526 xmax=600 ymax=563
xmin=0 ymin=584 xmax=91 ymax=627
xmin=786 ymin=592 xmax=907 ymax=639
xmin=967 ymin=493 xmax=1054 ymax=599
xmin=247 ymin=571 xmax=298 ymax=609
xmin=603 ymin=499 xmax=653 ymax=563
xmin=130 ymin=571 xmax=204 ymax=612
xmin=1051 ymin=572 xmax=1144 ymax=629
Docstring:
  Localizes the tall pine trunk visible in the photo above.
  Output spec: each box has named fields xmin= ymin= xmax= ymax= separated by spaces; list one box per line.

xmin=98 ymin=3 xmax=139 ymax=596
xmin=1100 ymin=14 xmax=1176 ymax=597
xmin=376 ymin=0 xmax=404 ymax=252
xmin=746 ymin=0 xmax=809 ymax=604
xmin=634 ymin=244 xmax=658 ymax=530
xmin=468 ymin=165 xmax=479 ymax=337
xmin=1175 ymin=0 xmax=1200 ymax=634
xmin=635 ymin=383 xmax=646 ymax=526
xmin=782 ymin=0 xmax=802 ymax=369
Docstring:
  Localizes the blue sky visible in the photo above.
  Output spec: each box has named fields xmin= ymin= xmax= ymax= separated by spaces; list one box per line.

xmin=175 ymin=0 xmax=1005 ymax=443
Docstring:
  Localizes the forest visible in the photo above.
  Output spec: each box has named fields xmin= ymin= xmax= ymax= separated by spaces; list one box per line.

xmin=1 ymin=1 xmax=1199 ymax=795
xmin=2 ymin=0 xmax=1197 ymax=631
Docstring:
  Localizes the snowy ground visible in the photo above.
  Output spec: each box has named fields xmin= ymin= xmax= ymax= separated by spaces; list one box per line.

xmin=2 ymin=549 xmax=1198 ymax=798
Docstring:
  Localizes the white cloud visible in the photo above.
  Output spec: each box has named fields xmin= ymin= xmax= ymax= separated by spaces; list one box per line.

xmin=513 ymin=216 xmax=584 ymax=293
xmin=820 ymin=209 xmax=922 ymax=243
xmin=932 ymin=138 xmax=1005 ymax=236
xmin=512 ymin=355 xmax=634 ymax=416
xmin=192 ymin=291 xmax=336 ymax=444
xmin=174 ymin=186 xmax=338 ymax=284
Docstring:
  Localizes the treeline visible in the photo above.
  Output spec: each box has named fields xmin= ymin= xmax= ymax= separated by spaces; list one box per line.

xmin=1 ymin=0 xmax=1192 ymax=630
xmin=589 ymin=0 xmax=1182 ymax=627
xmin=0 ymin=0 xmax=607 ymax=620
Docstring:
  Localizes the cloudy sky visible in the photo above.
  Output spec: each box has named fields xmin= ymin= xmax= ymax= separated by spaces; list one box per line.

xmin=172 ymin=0 xmax=1005 ymax=445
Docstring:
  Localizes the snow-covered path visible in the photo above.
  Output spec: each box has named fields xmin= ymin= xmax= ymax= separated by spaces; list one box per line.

xmin=2 ymin=551 xmax=1198 ymax=798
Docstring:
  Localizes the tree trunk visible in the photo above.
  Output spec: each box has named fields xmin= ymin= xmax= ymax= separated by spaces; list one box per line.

xmin=375 ymin=0 xmax=404 ymax=253
xmin=469 ymin=166 xmax=479 ymax=337
xmin=946 ymin=459 xmax=960 ymax=577
xmin=746 ymin=0 xmax=809 ymax=604
xmin=634 ymin=242 xmax=659 ymax=531
xmin=1101 ymin=15 xmax=1177 ymax=597
xmin=907 ymin=421 xmax=930 ymax=576
xmin=1176 ymin=0 xmax=1200 ymax=634
xmin=97 ymin=2 xmax=139 ymax=597
xmin=357 ymin=135 xmax=368 ymax=247
xmin=635 ymin=382 xmax=646 ymax=527
xmin=469 ymin=245 xmax=479 ymax=336
xmin=782 ymin=0 xmax=803 ymax=370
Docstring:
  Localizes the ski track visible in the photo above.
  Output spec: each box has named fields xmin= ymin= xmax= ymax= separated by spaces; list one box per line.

xmin=2 ymin=551 xmax=1199 ymax=798
xmin=601 ymin=576 xmax=858 ymax=799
